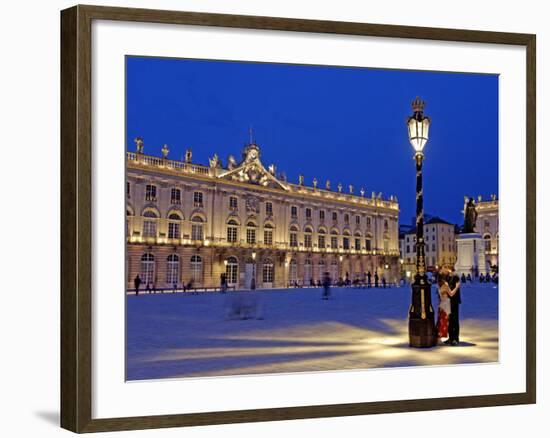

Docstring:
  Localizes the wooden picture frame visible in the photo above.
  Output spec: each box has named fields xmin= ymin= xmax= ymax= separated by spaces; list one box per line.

xmin=60 ymin=4 xmax=536 ymax=433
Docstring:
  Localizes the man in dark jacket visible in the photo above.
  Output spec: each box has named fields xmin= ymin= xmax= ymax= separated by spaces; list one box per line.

xmin=447 ymin=267 xmax=462 ymax=345
xmin=134 ymin=274 xmax=142 ymax=296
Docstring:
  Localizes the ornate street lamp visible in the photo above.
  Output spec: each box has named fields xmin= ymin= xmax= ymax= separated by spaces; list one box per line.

xmin=406 ymin=97 xmax=436 ymax=348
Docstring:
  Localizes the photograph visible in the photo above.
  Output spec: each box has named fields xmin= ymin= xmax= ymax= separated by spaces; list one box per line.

xmin=124 ymin=56 xmax=499 ymax=381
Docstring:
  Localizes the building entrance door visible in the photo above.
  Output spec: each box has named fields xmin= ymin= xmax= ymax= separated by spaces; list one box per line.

xmin=245 ymin=263 xmax=254 ymax=289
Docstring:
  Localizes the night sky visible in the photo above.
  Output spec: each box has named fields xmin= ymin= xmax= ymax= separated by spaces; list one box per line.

xmin=126 ymin=56 xmax=498 ymax=226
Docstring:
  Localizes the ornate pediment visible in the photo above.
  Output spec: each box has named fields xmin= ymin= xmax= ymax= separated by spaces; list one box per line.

xmin=217 ymin=143 xmax=289 ymax=191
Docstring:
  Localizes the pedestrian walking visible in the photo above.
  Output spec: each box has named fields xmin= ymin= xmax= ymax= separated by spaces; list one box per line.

xmin=366 ymin=271 xmax=372 ymax=288
xmin=134 ymin=274 xmax=142 ymax=296
xmin=374 ymin=272 xmax=379 ymax=288
xmin=322 ymin=272 xmax=331 ymax=300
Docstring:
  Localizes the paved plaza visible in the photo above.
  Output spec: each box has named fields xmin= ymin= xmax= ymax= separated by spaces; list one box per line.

xmin=126 ymin=284 xmax=498 ymax=381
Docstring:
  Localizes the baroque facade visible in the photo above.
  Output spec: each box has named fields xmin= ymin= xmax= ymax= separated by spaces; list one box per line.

xmin=126 ymin=141 xmax=400 ymax=290
xmin=473 ymin=195 xmax=499 ymax=270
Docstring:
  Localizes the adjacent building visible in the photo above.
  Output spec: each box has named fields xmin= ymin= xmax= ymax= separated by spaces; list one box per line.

xmin=399 ymin=216 xmax=458 ymax=280
xmin=126 ymin=140 xmax=400 ymax=290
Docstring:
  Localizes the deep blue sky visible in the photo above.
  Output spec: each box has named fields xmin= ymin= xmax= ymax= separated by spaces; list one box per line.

xmin=126 ymin=56 xmax=498 ymax=225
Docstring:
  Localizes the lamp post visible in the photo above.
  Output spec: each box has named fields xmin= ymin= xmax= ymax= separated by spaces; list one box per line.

xmin=406 ymin=97 xmax=436 ymax=348
xmin=251 ymin=251 xmax=257 ymax=290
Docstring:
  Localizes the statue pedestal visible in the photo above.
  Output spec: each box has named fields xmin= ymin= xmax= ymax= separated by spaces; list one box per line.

xmin=455 ymin=233 xmax=487 ymax=278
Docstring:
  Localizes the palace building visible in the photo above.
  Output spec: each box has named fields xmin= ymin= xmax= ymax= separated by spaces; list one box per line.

xmin=126 ymin=139 xmax=400 ymax=290
xmin=473 ymin=195 xmax=499 ymax=271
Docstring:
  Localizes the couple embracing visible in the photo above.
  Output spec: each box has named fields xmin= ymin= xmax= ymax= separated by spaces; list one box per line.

xmin=436 ymin=267 xmax=461 ymax=346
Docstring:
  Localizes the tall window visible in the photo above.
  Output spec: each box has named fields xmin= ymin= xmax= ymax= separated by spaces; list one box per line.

xmin=193 ymin=191 xmax=203 ymax=207
xmin=318 ymin=230 xmax=326 ymax=249
xmin=190 ymin=255 xmax=202 ymax=283
xmin=167 ymin=213 xmax=181 ymax=239
xmin=265 ymin=202 xmax=273 ymax=215
xmin=229 ymin=196 xmax=238 ymax=210
xmin=331 ymin=232 xmax=338 ymax=249
xmin=366 ymin=239 xmax=372 ymax=251
xmin=166 ymin=254 xmax=179 ymax=285
xmin=304 ymin=259 xmax=312 ymax=284
xmin=356 ymin=215 xmax=360 ymax=225
xmin=191 ymin=216 xmax=204 ymax=241
xmin=305 ymin=208 xmax=312 ymax=219
xmin=126 ymin=181 xmax=131 ymax=198
xmin=289 ymin=226 xmax=298 ymax=247
xmin=145 ymin=184 xmax=157 ymax=202
xmin=264 ymin=224 xmax=273 ymax=245
xmin=227 ymin=220 xmax=238 ymax=243
xmin=343 ymin=236 xmax=350 ymax=250
xmin=246 ymin=222 xmax=256 ymax=244
xmin=319 ymin=210 xmax=325 ymax=220
xmin=140 ymin=253 xmax=155 ymax=285
xmin=304 ymin=227 xmax=313 ymax=248
xmin=366 ymin=216 xmax=371 ymax=228
xmin=225 ymin=256 xmax=238 ymax=285
xmin=289 ymin=259 xmax=297 ymax=284
xmin=291 ymin=206 xmax=298 ymax=218
xmin=332 ymin=212 xmax=338 ymax=221
xmin=355 ymin=237 xmax=361 ymax=251
xmin=384 ymin=219 xmax=389 ymax=231
xmin=170 ymin=188 xmax=181 ymax=204
xmin=142 ymin=210 xmax=158 ymax=237
xmin=344 ymin=214 xmax=349 ymax=224
xmin=262 ymin=259 xmax=274 ymax=284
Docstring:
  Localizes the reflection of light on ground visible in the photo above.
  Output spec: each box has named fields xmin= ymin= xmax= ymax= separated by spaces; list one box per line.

xmin=143 ymin=318 xmax=498 ymax=378
xmin=126 ymin=285 xmax=499 ymax=380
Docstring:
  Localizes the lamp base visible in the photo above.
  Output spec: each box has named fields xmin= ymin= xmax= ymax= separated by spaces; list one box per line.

xmin=408 ymin=278 xmax=437 ymax=348
xmin=409 ymin=317 xmax=437 ymax=348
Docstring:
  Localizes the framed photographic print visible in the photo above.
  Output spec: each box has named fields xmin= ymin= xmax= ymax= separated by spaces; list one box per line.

xmin=60 ymin=4 xmax=536 ymax=433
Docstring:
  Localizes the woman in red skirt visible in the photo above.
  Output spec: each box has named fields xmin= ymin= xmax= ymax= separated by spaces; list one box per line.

xmin=436 ymin=276 xmax=451 ymax=343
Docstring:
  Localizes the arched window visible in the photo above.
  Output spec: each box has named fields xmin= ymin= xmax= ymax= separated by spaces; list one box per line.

xmin=304 ymin=226 xmax=313 ymax=248
xmin=166 ymin=254 xmax=179 ymax=285
xmin=343 ymin=230 xmax=351 ymax=250
xmin=246 ymin=221 xmax=257 ymax=244
xmin=289 ymin=225 xmax=299 ymax=247
xmin=191 ymin=216 xmax=204 ymax=241
xmin=354 ymin=232 xmax=362 ymax=251
xmin=140 ymin=253 xmax=155 ymax=285
xmin=304 ymin=259 xmax=312 ymax=284
xmin=330 ymin=228 xmax=339 ymax=250
xmin=167 ymin=212 xmax=182 ymax=239
xmin=225 ymin=256 xmax=238 ymax=285
xmin=289 ymin=259 xmax=297 ymax=284
xmin=262 ymin=258 xmax=274 ymax=284
xmin=264 ymin=223 xmax=274 ymax=245
xmin=190 ymin=255 xmax=202 ymax=284
xmin=142 ymin=210 xmax=158 ymax=237
xmin=227 ymin=219 xmax=239 ymax=243
xmin=318 ymin=228 xmax=326 ymax=249
xmin=365 ymin=235 xmax=372 ymax=251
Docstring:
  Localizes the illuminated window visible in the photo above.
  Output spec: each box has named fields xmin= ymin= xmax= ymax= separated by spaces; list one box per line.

xmin=170 ymin=188 xmax=181 ymax=204
xmin=166 ymin=254 xmax=179 ymax=284
xmin=193 ymin=191 xmax=203 ymax=207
